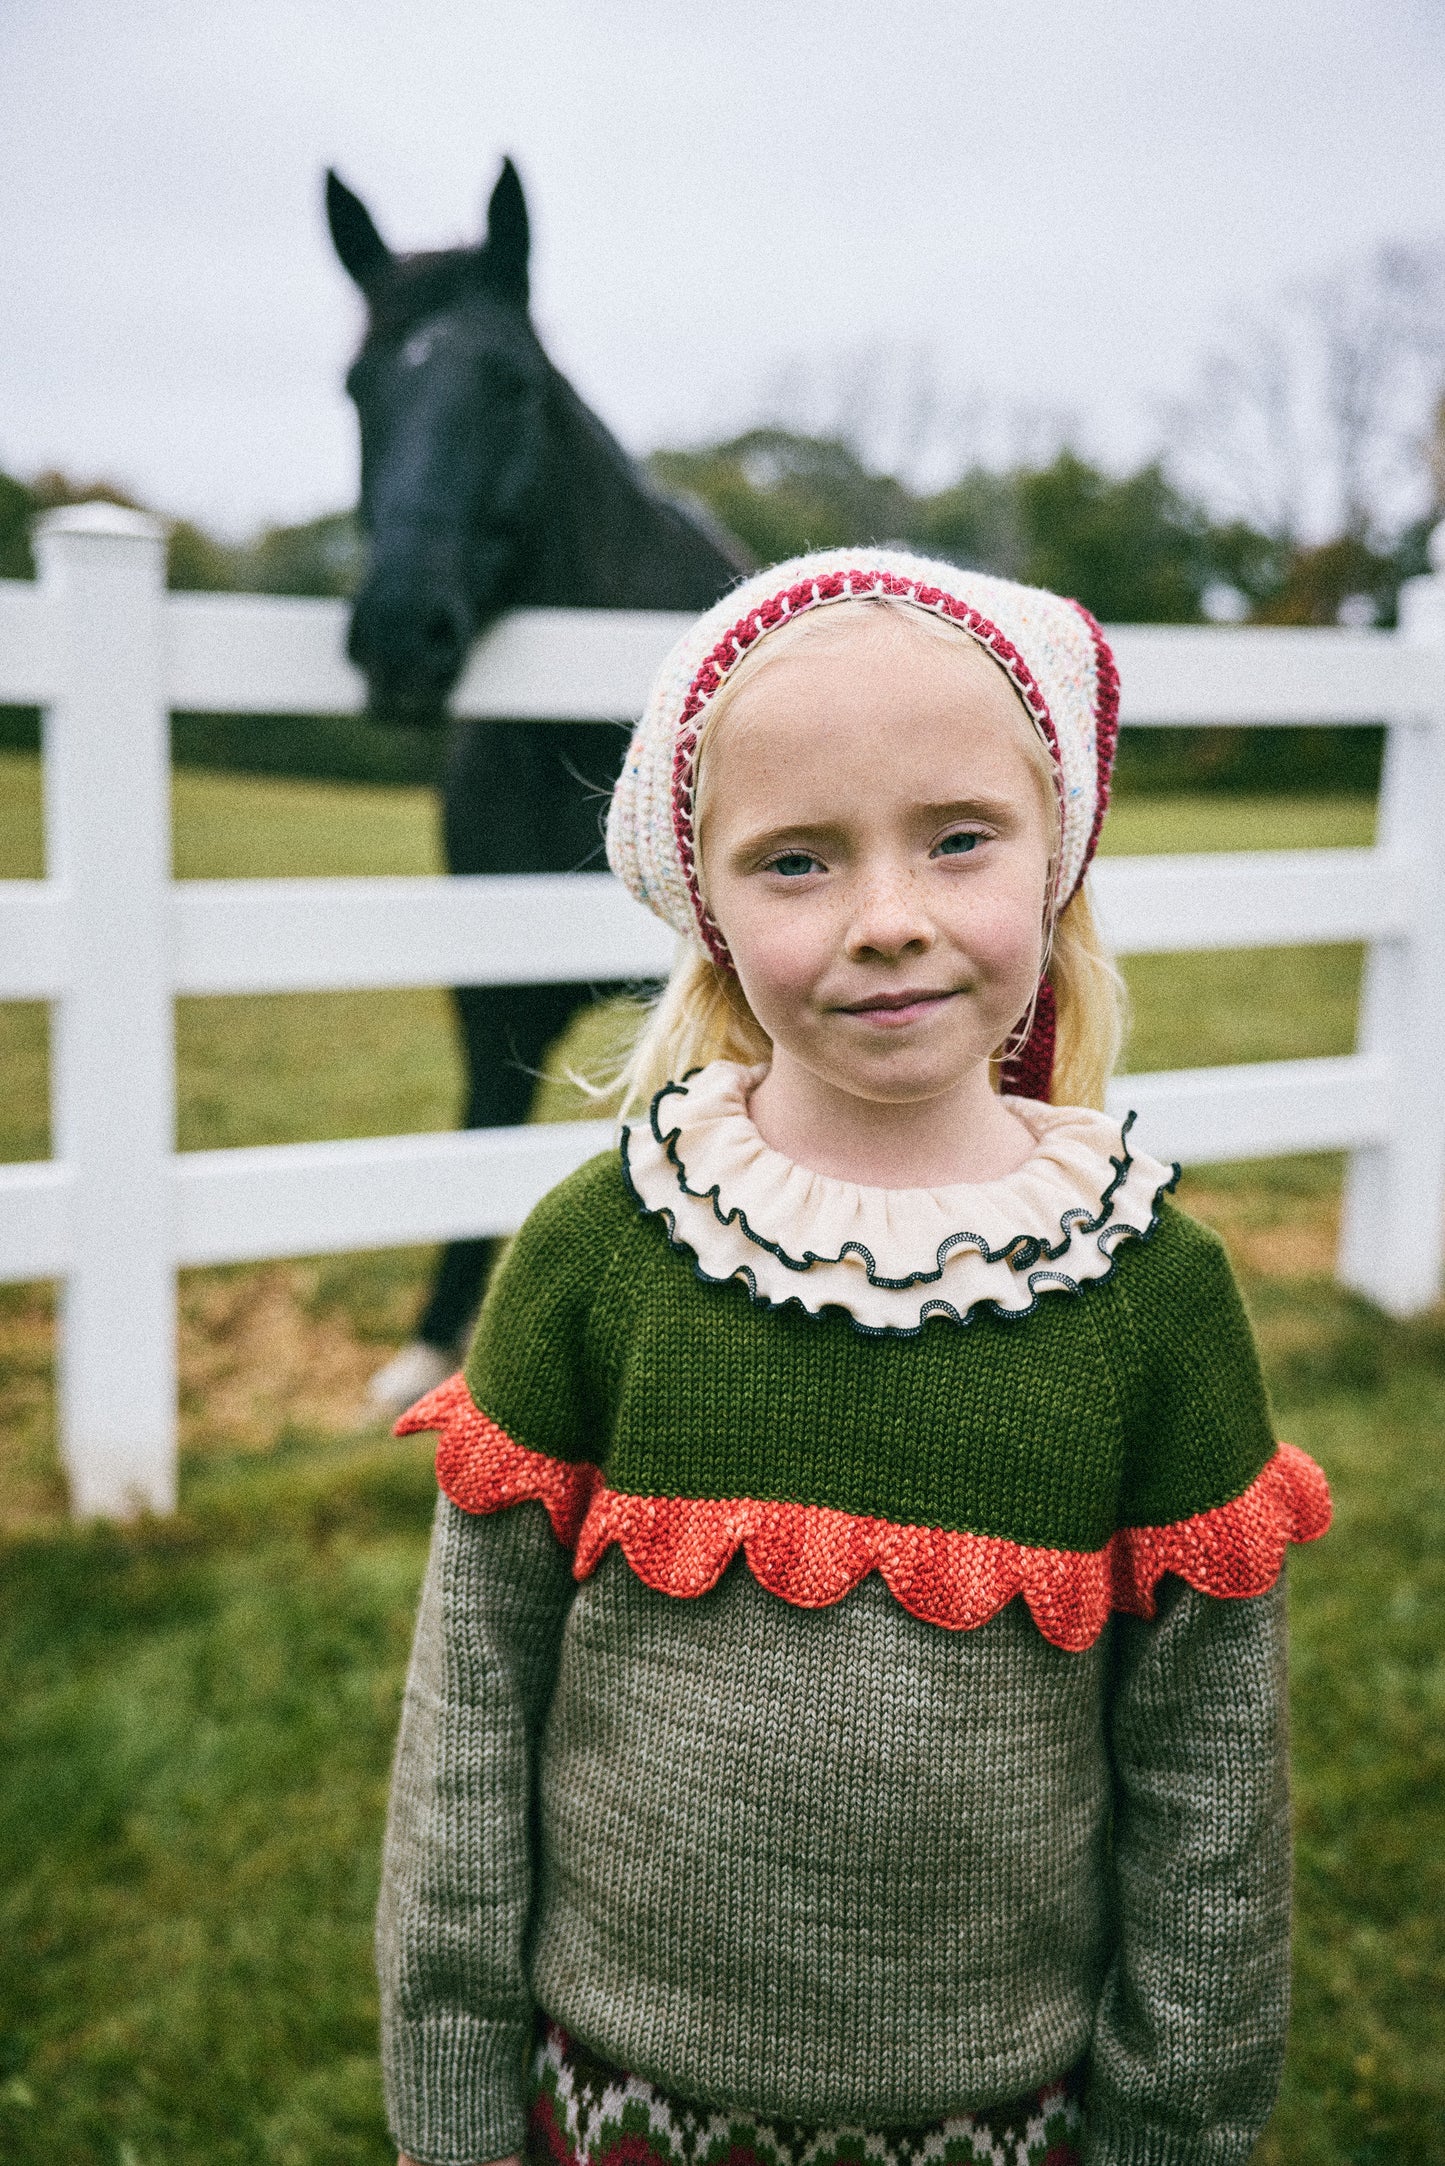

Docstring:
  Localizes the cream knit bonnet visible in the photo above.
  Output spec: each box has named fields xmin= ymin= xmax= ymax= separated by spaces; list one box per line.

xmin=605 ymin=545 xmax=1120 ymax=1099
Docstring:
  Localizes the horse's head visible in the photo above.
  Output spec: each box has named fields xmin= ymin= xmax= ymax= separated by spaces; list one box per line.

xmin=328 ymin=161 xmax=550 ymax=723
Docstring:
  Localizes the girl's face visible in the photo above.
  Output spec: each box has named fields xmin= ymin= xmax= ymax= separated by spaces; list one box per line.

xmin=699 ymin=622 xmax=1055 ymax=1114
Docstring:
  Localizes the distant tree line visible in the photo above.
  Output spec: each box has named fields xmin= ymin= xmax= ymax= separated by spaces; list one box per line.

xmin=651 ymin=428 xmax=1442 ymax=794
xmin=0 ymin=465 xmax=365 ymax=595
xmin=4 ymin=439 xmax=1433 ymax=623
xmin=652 ymin=427 xmax=1437 ymax=627
xmin=4 ymin=231 xmax=1441 ymax=791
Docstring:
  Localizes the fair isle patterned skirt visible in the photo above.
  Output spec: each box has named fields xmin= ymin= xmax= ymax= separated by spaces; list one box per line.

xmin=526 ymin=2020 xmax=1084 ymax=2166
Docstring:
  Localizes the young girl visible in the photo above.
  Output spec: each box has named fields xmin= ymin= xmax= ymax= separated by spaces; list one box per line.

xmin=379 ymin=547 xmax=1330 ymax=2166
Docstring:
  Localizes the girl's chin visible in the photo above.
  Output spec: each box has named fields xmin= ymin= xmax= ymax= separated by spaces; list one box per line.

xmin=798 ymin=1042 xmax=1003 ymax=1106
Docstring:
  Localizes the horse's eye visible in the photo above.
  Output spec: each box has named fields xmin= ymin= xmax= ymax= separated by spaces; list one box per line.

xmin=402 ymin=328 xmax=438 ymax=369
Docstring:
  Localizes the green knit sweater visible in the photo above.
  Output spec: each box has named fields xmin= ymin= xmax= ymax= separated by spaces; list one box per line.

xmin=379 ymin=1120 xmax=1329 ymax=2166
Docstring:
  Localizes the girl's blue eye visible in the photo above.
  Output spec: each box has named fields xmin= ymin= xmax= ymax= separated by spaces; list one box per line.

xmin=770 ymin=852 xmax=820 ymax=877
xmin=936 ymin=831 xmax=979 ymax=856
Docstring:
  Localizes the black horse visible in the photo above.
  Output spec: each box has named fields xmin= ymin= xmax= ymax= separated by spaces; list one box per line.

xmin=327 ymin=160 xmax=749 ymax=1388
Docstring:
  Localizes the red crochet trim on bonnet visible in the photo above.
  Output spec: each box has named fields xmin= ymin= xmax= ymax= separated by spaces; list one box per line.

xmin=664 ymin=570 xmax=1120 ymax=1104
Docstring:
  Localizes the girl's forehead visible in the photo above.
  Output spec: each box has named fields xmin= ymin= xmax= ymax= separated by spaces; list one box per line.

xmin=720 ymin=619 xmax=1036 ymax=743
xmin=700 ymin=623 xmax=1058 ymax=841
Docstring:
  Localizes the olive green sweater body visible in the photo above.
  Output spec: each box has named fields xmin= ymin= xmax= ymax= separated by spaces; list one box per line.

xmin=378 ymin=1148 xmax=1325 ymax=2166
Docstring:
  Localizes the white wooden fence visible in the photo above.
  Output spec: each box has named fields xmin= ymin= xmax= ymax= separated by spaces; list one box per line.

xmin=3 ymin=501 xmax=1445 ymax=1519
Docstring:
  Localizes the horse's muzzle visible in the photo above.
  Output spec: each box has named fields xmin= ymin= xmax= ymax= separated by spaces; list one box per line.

xmin=348 ymin=573 xmax=473 ymax=722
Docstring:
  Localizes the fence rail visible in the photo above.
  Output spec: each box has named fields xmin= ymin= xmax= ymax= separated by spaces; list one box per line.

xmin=4 ymin=575 xmax=1442 ymax=720
xmin=2 ymin=500 xmax=1444 ymax=1517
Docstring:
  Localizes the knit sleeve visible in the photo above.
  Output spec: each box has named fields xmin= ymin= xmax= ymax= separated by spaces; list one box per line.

xmin=379 ymin=1152 xmax=636 ymax=2161
xmin=1083 ymin=1572 xmax=1292 ymax=2166
xmin=377 ymin=1494 xmax=575 ymax=2165
xmin=1098 ymin=1203 xmax=1327 ymax=1622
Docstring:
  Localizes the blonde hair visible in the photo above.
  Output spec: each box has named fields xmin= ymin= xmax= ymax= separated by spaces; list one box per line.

xmin=613 ymin=599 xmax=1127 ymax=1118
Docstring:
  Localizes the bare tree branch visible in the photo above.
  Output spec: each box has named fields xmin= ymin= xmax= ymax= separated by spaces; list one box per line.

xmin=1166 ymin=240 xmax=1445 ymax=545
xmin=748 ymin=341 xmax=1076 ymax=494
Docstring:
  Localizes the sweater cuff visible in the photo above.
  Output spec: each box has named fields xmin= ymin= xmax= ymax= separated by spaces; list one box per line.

xmin=383 ymin=2012 xmax=531 ymax=2165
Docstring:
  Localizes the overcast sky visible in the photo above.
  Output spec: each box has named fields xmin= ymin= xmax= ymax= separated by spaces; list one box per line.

xmin=4 ymin=0 xmax=1444 ymax=535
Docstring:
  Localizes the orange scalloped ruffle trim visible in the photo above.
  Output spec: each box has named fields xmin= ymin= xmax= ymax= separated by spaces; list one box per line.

xmin=398 ymin=1372 xmax=1331 ymax=1653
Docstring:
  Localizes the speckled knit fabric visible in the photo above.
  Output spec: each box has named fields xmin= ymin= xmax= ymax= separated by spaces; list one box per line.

xmin=601 ymin=547 xmax=1121 ymax=1098
xmin=379 ymin=1128 xmax=1329 ymax=2166
xmin=604 ymin=547 xmax=1119 ymax=956
xmin=405 ymin=1143 xmax=1327 ymax=1651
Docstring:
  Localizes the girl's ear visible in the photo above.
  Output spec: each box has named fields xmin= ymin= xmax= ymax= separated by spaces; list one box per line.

xmin=481 ymin=157 xmax=530 ymax=307
xmin=325 ymin=170 xmax=393 ymax=293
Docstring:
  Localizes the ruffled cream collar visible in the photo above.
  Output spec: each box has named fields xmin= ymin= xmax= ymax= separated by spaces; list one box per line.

xmin=621 ymin=1060 xmax=1176 ymax=1334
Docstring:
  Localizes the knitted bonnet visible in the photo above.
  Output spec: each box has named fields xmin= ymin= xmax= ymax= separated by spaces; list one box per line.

xmin=605 ymin=545 xmax=1120 ymax=1100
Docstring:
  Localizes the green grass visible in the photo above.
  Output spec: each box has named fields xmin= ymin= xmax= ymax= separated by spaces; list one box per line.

xmin=0 ymin=1436 xmax=435 ymax=2166
xmin=2 ymin=755 xmax=1440 ymax=2161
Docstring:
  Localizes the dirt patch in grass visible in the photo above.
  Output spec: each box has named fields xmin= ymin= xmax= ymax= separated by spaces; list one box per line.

xmin=0 ymin=1285 xmax=64 ymax=1534
xmin=177 ymin=1265 xmax=392 ymax=1455
xmin=0 ymin=1250 xmax=437 ymax=1534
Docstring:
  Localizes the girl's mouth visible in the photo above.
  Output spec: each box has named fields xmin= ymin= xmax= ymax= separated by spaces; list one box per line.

xmin=840 ymin=988 xmax=959 ymax=1028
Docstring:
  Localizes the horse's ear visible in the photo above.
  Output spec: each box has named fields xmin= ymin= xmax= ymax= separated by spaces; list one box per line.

xmin=482 ymin=157 xmax=530 ymax=306
xmin=326 ymin=169 xmax=393 ymax=293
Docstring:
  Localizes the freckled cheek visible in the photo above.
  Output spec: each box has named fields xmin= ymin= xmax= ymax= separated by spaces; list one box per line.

xmin=974 ymin=911 xmax=1046 ymax=983
xmin=723 ymin=906 xmax=837 ymax=1023
xmin=946 ymin=868 xmax=1048 ymax=991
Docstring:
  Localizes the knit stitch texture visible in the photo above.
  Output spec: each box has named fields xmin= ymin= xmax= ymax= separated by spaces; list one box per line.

xmin=379 ymin=1132 xmax=1326 ymax=2165
xmin=604 ymin=548 xmax=1117 ymax=953
xmin=461 ymin=1151 xmax=1261 ymax=1538
xmin=379 ymin=1508 xmax=1294 ymax=2164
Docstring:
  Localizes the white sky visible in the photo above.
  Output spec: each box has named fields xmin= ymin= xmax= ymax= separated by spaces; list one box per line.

xmin=3 ymin=0 xmax=1444 ymax=535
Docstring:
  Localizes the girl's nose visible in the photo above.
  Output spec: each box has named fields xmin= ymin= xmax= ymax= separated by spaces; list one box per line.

xmin=845 ymin=867 xmax=934 ymax=959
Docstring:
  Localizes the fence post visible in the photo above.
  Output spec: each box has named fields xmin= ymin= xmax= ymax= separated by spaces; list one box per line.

xmin=35 ymin=503 xmax=178 ymax=1515
xmin=1338 ymin=521 xmax=1445 ymax=1316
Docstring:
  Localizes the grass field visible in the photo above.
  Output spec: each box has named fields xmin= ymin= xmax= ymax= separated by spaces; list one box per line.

xmin=1 ymin=751 xmax=1440 ymax=2164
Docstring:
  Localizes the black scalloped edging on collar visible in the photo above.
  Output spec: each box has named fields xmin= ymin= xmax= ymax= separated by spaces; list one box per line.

xmin=638 ymin=1069 xmax=1163 ymax=1290
xmin=619 ymin=1113 xmax=1181 ymax=1340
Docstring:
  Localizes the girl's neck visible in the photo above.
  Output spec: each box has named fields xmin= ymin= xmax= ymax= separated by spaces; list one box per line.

xmin=745 ymin=1053 xmax=1037 ymax=1190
